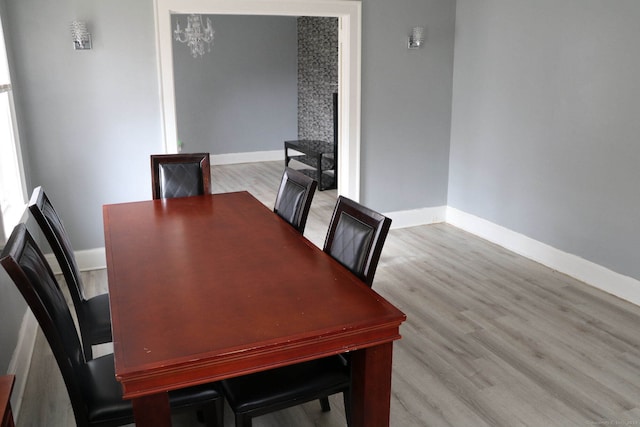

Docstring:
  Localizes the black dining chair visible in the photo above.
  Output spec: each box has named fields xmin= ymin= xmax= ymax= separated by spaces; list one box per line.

xmin=323 ymin=195 xmax=392 ymax=287
xmin=0 ymin=224 xmax=224 ymax=427
xmin=273 ymin=167 xmax=318 ymax=234
xmin=29 ymin=186 xmax=111 ymax=360
xmin=222 ymin=196 xmax=392 ymax=427
xmin=151 ymin=153 xmax=211 ymax=199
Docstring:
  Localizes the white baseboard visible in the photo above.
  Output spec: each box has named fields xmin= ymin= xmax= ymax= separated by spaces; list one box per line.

xmin=385 ymin=206 xmax=447 ymax=229
xmin=8 ymin=310 xmax=38 ymax=421
xmin=446 ymin=207 xmax=640 ymax=307
xmin=211 ymin=150 xmax=283 ymax=165
xmin=62 ymin=204 xmax=640 ymax=307
xmin=45 ymin=247 xmax=106 ymax=274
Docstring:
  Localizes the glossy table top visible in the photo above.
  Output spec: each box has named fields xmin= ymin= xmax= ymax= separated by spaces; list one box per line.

xmin=104 ymin=191 xmax=405 ymax=398
xmin=0 ymin=375 xmax=14 ymax=427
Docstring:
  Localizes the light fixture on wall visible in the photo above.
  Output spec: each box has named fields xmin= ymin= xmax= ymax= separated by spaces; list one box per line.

xmin=70 ymin=21 xmax=92 ymax=50
xmin=408 ymin=26 xmax=425 ymax=49
xmin=174 ymin=14 xmax=214 ymax=58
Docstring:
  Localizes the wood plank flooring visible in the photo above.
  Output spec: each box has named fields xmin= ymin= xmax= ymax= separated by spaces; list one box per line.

xmin=17 ymin=161 xmax=640 ymax=426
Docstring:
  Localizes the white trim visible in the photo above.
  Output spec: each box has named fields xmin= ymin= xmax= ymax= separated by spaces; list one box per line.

xmin=44 ymin=253 xmax=61 ymax=274
xmin=75 ymin=248 xmax=106 ymax=271
xmin=446 ymin=207 xmax=640 ymax=307
xmin=0 ymin=205 xmax=5 ymax=244
xmin=1 ymin=203 xmax=28 ymax=249
xmin=7 ymin=310 xmax=38 ymax=421
xmin=211 ymin=150 xmax=283 ymax=165
xmin=8 ymin=90 xmax=28 ymax=204
xmin=385 ymin=206 xmax=446 ymax=229
xmin=45 ymin=248 xmax=107 ymax=274
xmin=66 ymin=204 xmax=640 ymax=307
xmin=153 ymin=0 xmax=362 ymax=201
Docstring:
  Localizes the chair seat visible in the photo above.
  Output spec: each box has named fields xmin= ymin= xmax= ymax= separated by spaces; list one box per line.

xmin=83 ymin=293 xmax=112 ymax=344
xmin=87 ymin=354 xmax=223 ymax=425
xmin=222 ymin=355 xmax=350 ymax=415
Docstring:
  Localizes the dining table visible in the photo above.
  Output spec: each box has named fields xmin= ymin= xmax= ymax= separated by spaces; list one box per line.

xmin=103 ymin=191 xmax=406 ymax=426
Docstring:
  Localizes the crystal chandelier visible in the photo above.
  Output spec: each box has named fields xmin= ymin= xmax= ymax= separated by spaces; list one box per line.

xmin=174 ymin=14 xmax=214 ymax=58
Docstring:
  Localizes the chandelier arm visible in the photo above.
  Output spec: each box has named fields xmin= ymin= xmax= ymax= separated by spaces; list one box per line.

xmin=174 ymin=14 xmax=215 ymax=58
xmin=174 ymin=32 xmax=189 ymax=43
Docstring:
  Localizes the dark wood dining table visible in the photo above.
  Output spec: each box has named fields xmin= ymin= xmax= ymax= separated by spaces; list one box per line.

xmin=103 ymin=191 xmax=406 ymax=426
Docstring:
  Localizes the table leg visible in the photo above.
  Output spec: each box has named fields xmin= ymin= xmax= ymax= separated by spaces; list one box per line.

xmin=132 ymin=392 xmax=172 ymax=427
xmin=350 ymin=342 xmax=394 ymax=427
xmin=316 ymin=152 xmax=324 ymax=190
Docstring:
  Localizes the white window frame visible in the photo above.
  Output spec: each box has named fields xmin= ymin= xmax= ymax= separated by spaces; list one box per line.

xmin=0 ymin=17 xmax=27 ymax=246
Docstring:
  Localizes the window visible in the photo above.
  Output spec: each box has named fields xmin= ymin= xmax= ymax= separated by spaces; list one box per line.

xmin=0 ymin=16 xmax=26 ymax=244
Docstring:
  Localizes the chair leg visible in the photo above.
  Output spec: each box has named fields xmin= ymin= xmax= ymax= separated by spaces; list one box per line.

xmin=199 ymin=398 xmax=224 ymax=427
xmin=82 ymin=337 xmax=93 ymax=360
xmin=215 ymin=398 xmax=224 ymax=427
xmin=343 ymin=390 xmax=352 ymax=427
xmin=319 ymin=396 xmax=331 ymax=412
xmin=236 ymin=412 xmax=252 ymax=427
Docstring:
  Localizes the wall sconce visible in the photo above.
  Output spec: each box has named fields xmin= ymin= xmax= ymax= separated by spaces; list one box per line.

xmin=174 ymin=14 xmax=215 ymax=58
xmin=408 ymin=26 xmax=425 ymax=49
xmin=70 ymin=21 xmax=92 ymax=50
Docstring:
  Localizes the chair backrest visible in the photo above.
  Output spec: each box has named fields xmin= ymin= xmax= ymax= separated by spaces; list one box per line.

xmin=273 ymin=168 xmax=318 ymax=233
xmin=150 ymin=153 xmax=211 ymax=199
xmin=1 ymin=224 xmax=90 ymax=425
xmin=28 ymin=187 xmax=86 ymax=314
xmin=323 ymin=196 xmax=392 ymax=287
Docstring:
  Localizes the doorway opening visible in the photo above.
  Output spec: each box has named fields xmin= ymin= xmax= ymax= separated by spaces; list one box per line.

xmin=154 ymin=0 xmax=361 ymax=200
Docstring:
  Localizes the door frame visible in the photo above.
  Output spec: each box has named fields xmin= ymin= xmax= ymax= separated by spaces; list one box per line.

xmin=153 ymin=0 xmax=361 ymax=200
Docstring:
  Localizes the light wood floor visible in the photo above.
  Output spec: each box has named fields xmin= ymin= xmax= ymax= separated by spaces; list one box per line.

xmin=17 ymin=161 xmax=640 ymax=426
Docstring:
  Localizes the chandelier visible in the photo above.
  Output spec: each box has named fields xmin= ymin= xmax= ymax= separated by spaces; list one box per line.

xmin=174 ymin=14 xmax=214 ymax=58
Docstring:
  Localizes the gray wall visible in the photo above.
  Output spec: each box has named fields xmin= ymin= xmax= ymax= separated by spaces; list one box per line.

xmin=360 ymin=0 xmax=456 ymax=212
xmin=173 ymin=15 xmax=298 ymax=154
xmin=449 ymin=0 xmax=640 ymax=280
xmin=1 ymin=0 xmax=160 ymax=370
xmin=4 ymin=0 xmax=455 ymax=251
xmin=4 ymin=0 xmax=161 ymax=254
xmin=0 ymin=0 xmax=455 ymax=370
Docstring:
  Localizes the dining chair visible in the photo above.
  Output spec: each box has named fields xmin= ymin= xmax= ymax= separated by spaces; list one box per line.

xmin=28 ymin=186 xmax=111 ymax=360
xmin=150 ymin=152 xmax=211 ymax=199
xmin=0 ymin=224 xmax=224 ymax=427
xmin=273 ymin=167 xmax=318 ymax=233
xmin=221 ymin=197 xmax=392 ymax=427
xmin=323 ymin=195 xmax=393 ymax=287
